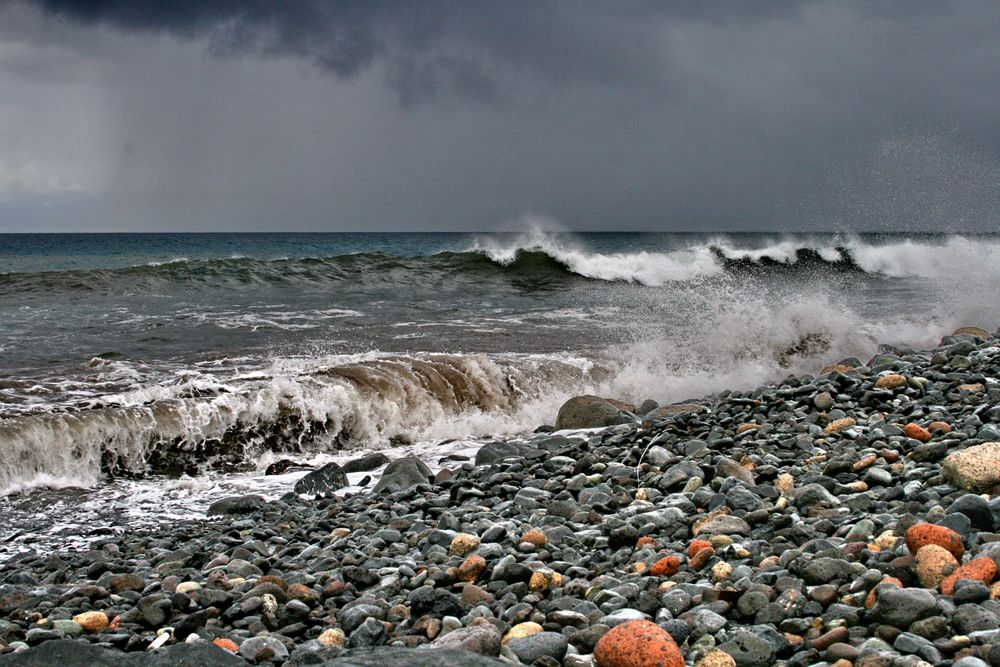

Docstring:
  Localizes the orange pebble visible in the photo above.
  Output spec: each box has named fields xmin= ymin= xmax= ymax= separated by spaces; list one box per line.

xmin=521 ymin=529 xmax=547 ymax=548
xmin=636 ymin=536 xmax=657 ymax=550
xmin=213 ymin=638 xmax=239 ymax=652
xmin=906 ymin=523 xmax=964 ymax=560
xmin=649 ymin=556 xmax=680 ymax=577
xmin=903 ymin=423 xmax=932 ymax=442
xmin=928 ymin=421 xmax=951 ymax=434
xmin=688 ymin=546 xmax=715 ymax=571
xmin=688 ymin=539 xmax=712 ymax=559
xmin=941 ymin=557 xmax=997 ymax=595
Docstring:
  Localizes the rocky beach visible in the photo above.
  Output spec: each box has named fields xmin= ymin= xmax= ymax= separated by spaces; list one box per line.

xmin=2 ymin=326 xmax=1000 ymax=666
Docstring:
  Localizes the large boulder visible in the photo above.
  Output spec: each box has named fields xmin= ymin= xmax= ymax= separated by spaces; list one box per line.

xmin=294 ymin=462 xmax=349 ymax=496
xmin=0 ymin=640 xmax=246 ymax=666
xmin=943 ymin=443 xmax=1000 ymax=494
xmin=373 ymin=457 xmax=431 ymax=494
xmin=555 ymin=395 xmax=629 ymax=430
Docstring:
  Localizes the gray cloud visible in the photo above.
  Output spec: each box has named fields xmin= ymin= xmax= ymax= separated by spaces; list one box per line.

xmin=1 ymin=0 xmax=999 ymax=231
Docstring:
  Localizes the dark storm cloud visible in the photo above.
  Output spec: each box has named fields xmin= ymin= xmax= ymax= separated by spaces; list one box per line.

xmin=3 ymin=0 xmax=1000 ymax=231
xmin=30 ymin=0 xmax=813 ymax=103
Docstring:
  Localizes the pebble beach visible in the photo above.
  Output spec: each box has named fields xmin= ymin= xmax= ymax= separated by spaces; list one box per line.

xmin=3 ymin=327 xmax=1000 ymax=666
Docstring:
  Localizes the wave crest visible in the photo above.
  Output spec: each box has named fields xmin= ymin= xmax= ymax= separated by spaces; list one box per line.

xmin=4 ymin=233 xmax=1000 ymax=297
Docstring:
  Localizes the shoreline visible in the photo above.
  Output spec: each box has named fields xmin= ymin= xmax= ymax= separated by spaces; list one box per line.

xmin=2 ymin=326 xmax=1000 ymax=666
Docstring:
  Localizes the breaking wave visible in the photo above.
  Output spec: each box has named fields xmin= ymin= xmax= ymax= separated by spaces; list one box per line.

xmin=0 ymin=353 xmax=611 ymax=493
xmin=473 ymin=232 xmax=1000 ymax=285
xmin=1 ymin=283 xmax=976 ymax=496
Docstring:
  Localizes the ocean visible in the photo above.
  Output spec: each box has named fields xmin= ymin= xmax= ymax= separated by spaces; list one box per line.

xmin=1 ymin=230 xmax=998 ymax=554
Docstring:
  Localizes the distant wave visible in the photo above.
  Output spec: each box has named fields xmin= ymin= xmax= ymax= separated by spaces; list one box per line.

xmin=3 ymin=234 xmax=1000 ymax=297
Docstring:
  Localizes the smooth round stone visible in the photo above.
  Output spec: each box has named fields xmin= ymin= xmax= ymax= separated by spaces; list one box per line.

xmin=50 ymin=620 xmax=83 ymax=636
xmin=505 ymin=631 xmax=569 ymax=664
xmin=601 ymin=608 xmax=651 ymax=627
xmin=239 ymin=636 xmax=290 ymax=661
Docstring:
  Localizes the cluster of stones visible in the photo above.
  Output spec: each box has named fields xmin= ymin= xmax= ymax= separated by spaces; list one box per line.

xmin=2 ymin=326 xmax=1000 ymax=666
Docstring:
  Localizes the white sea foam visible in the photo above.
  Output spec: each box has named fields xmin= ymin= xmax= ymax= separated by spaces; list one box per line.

xmin=472 ymin=229 xmax=1000 ymax=285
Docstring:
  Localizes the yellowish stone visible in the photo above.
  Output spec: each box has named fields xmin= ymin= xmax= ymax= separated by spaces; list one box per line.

xmin=874 ymin=374 xmax=906 ymax=389
xmin=775 ymin=473 xmax=794 ymax=495
xmin=175 ymin=581 xmax=201 ymax=594
xmin=72 ymin=611 xmax=109 ymax=633
xmin=824 ymin=417 xmax=856 ymax=433
xmin=502 ymin=622 xmax=544 ymax=643
xmin=450 ymin=532 xmax=481 ymax=557
xmin=871 ymin=531 xmax=899 ymax=551
xmin=318 ymin=628 xmax=345 ymax=647
xmin=696 ymin=649 xmax=737 ymax=667
xmin=710 ymin=561 xmax=733 ymax=582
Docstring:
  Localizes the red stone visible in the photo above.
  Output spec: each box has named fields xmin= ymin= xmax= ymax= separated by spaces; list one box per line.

xmin=213 ymin=638 xmax=239 ymax=652
xmin=928 ymin=421 xmax=951 ymax=434
xmin=687 ymin=546 xmax=715 ymax=571
xmin=594 ymin=619 xmax=684 ymax=667
xmin=636 ymin=536 xmax=657 ymax=550
xmin=903 ymin=423 xmax=932 ymax=442
xmin=649 ymin=556 xmax=680 ymax=577
xmin=940 ymin=557 xmax=997 ymax=595
xmin=687 ymin=539 xmax=712 ymax=558
xmin=905 ymin=523 xmax=964 ymax=560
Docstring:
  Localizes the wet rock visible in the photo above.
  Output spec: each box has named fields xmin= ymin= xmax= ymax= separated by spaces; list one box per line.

xmin=428 ymin=623 xmax=501 ymax=656
xmin=869 ymin=587 xmax=937 ymax=628
xmin=206 ymin=494 xmax=265 ymax=516
xmin=0 ymin=640 xmax=247 ymax=666
xmin=373 ymin=457 xmax=432 ymax=494
xmin=342 ymin=453 xmax=391 ymax=473
xmin=294 ymin=461 xmax=349 ymax=496
xmin=555 ymin=395 xmax=625 ymax=430
xmin=505 ymin=631 xmax=568 ymax=664
xmin=321 ymin=647 xmax=507 ymax=666
xmin=718 ymin=630 xmax=775 ymax=667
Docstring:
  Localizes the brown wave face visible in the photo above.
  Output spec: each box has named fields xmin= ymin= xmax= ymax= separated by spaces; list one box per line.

xmin=0 ymin=353 xmax=603 ymax=492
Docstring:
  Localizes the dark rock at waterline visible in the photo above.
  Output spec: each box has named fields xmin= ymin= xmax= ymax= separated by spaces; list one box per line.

xmin=474 ymin=442 xmax=524 ymax=466
xmin=294 ymin=462 xmax=349 ymax=496
xmin=342 ymin=453 xmax=390 ymax=474
xmin=264 ymin=459 xmax=312 ymax=476
xmin=373 ymin=457 xmax=432 ymax=494
xmin=0 ymin=639 xmax=246 ymax=666
xmin=206 ymin=494 xmax=266 ymax=517
xmin=636 ymin=399 xmax=659 ymax=415
xmin=555 ymin=395 xmax=630 ymax=430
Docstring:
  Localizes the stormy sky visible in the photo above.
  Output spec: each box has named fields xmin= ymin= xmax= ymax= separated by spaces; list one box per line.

xmin=1 ymin=1 xmax=999 ymax=232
